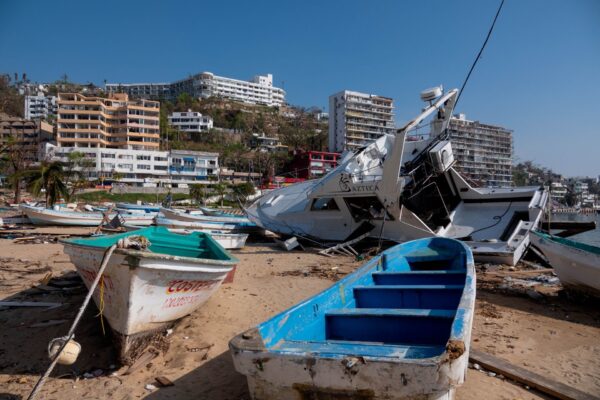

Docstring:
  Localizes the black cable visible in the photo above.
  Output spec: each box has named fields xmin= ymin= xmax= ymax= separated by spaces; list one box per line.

xmin=468 ymin=200 xmax=512 ymax=237
xmin=455 ymin=0 xmax=505 ymax=108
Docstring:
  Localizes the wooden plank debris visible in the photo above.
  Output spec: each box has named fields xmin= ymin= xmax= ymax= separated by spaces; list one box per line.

xmin=469 ymin=350 xmax=597 ymax=400
xmin=0 ymin=301 xmax=62 ymax=309
xmin=155 ymin=376 xmax=175 ymax=387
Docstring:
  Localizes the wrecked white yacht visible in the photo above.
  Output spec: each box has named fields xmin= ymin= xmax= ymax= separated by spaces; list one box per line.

xmin=246 ymin=87 xmax=548 ymax=265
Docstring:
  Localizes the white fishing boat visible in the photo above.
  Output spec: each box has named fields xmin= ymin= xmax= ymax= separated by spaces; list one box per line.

xmin=156 ymin=216 xmax=261 ymax=234
xmin=61 ymin=226 xmax=238 ymax=363
xmin=123 ymin=224 xmax=249 ymax=250
xmin=245 ymin=87 xmax=548 ymax=265
xmin=530 ymin=231 xmax=600 ymax=296
xmin=160 ymin=207 xmax=252 ymax=224
xmin=19 ymin=204 xmax=154 ymax=226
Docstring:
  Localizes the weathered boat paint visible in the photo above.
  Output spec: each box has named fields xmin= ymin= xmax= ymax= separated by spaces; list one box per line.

xmin=124 ymin=224 xmax=249 ymax=249
xmin=62 ymin=227 xmax=238 ymax=363
xmin=156 ymin=216 xmax=261 ymax=234
xmin=19 ymin=205 xmax=154 ymax=226
xmin=230 ymin=237 xmax=476 ymax=400
xmin=530 ymin=231 xmax=600 ymax=296
xmin=160 ymin=207 xmax=252 ymax=224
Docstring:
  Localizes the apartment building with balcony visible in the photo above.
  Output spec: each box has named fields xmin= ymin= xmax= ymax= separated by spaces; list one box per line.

xmin=168 ymin=110 xmax=213 ymax=134
xmin=46 ymin=145 xmax=219 ymax=187
xmin=328 ymin=90 xmax=395 ymax=152
xmin=106 ymin=72 xmax=285 ymax=107
xmin=24 ymin=93 xmax=58 ymax=120
xmin=448 ymin=114 xmax=513 ymax=187
xmin=56 ymin=93 xmax=160 ymax=151
xmin=0 ymin=113 xmax=54 ymax=163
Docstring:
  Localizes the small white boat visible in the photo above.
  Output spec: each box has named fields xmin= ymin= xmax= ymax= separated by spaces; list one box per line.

xmin=123 ymin=224 xmax=249 ymax=250
xmin=160 ymin=207 xmax=252 ymax=224
xmin=62 ymin=226 xmax=238 ymax=363
xmin=530 ymin=231 xmax=600 ymax=296
xmin=156 ymin=216 xmax=260 ymax=234
xmin=19 ymin=205 xmax=154 ymax=226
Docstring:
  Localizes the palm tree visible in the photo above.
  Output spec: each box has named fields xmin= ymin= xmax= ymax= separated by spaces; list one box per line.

xmin=24 ymin=161 xmax=69 ymax=207
xmin=213 ymin=182 xmax=228 ymax=207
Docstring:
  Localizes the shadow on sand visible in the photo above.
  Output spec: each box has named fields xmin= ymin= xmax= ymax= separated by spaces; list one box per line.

xmin=145 ymin=350 xmax=250 ymax=400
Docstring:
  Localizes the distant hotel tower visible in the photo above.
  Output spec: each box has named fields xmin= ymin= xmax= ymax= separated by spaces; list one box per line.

xmin=448 ymin=114 xmax=513 ymax=187
xmin=328 ymin=90 xmax=395 ymax=153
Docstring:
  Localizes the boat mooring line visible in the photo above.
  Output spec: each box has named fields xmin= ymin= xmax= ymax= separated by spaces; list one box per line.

xmin=27 ymin=244 xmax=118 ymax=400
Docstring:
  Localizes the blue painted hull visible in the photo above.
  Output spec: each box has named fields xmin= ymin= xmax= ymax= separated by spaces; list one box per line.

xmin=230 ymin=237 xmax=476 ymax=399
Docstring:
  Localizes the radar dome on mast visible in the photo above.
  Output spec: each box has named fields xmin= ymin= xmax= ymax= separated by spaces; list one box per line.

xmin=420 ymin=86 xmax=443 ymax=102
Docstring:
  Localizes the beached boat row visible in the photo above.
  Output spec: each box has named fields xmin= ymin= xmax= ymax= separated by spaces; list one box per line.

xmin=63 ymin=224 xmax=476 ymax=398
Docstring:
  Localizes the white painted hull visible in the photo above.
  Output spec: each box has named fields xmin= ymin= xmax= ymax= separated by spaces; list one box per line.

xmin=530 ymin=232 xmax=600 ymax=295
xmin=168 ymin=230 xmax=248 ymax=249
xmin=156 ymin=217 xmax=240 ymax=231
xmin=20 ymin=205 xmax=154 ymax=226
xmin=160 ymin=207 xmax=251 ymax=224
xmin=62 ymin=243 xmax=233 ymax=336
xmin=124 ymin=224 xmax=248 ymax=250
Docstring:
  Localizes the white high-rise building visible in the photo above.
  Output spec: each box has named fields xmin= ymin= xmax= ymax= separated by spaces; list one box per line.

xmin=168 ymin=110 xmax=213 ymax=133
xmin=24 ymin=93 xmax=58 ymax=120
xmin=448 ymin=114 xmax=513 ymax=187
xmin=328 ymin=90 xmax=395 ymax=152
xmin=106 ymin=72 xmax=286 ymax=107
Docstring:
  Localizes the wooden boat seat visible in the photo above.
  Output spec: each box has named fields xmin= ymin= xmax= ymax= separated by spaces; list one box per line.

xmin=325 ymin=307 xmax=455 ymax=346
xmin=372 ymin=270 xmax=466 ymax=285
xmin=271 ymin=338 xmax=447 ymax=359
xmin=353 ymin=285 xmax=463 ymax=310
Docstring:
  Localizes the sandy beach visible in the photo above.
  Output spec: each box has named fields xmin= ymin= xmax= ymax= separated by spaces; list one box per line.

xmin=0 ymin=228 xmax=599 ymax=400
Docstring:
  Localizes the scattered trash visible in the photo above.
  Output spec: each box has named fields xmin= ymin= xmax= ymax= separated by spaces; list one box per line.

xmin=275 ymin=236 xmax=303 ymax=251
xmin=145 ymin=383 xmax=157 ymax=391
xmin=274 ymin=265 xmax=348 ymax=281
xmin=155 ymin=376 xmax=174 ymax=387
xmin=165 ymin=329 xmax=173 ymax=336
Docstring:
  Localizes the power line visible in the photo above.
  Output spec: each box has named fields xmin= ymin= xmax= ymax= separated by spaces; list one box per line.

xmin=455 ymin=0 xmax=505 ymax=107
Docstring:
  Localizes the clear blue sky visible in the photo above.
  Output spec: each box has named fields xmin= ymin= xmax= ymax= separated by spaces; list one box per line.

xmin=1 ymin=0 xmax=598 ymax=177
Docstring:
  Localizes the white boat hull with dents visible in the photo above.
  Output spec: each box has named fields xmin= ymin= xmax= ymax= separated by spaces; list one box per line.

xmin=245 ymin=87 xmax=548 ymax=265
xmin=61 ymin=227 xmax=237 ymax=363
xmin=156 ymin=216 xmax=261 ymax=234
xmin=530 ymin=231 xmax=600 ymax=296
xmin=160 ymin=207 xmax=251 ymax=224
xmin=19 ymin=205 xmax=154 ymax=226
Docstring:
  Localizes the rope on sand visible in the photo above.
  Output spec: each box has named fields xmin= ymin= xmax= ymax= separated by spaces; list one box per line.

xmin=27 ymin=244 xmax=118 ymax=400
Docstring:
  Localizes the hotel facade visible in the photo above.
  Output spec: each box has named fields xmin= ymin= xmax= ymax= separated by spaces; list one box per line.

xmin=56 ymin=93 xmax=160 ymax=150
xmin=106 ymin=72 xmax=285 ymax=107
xmin=328 ymin=90 xmax=395 ymax=152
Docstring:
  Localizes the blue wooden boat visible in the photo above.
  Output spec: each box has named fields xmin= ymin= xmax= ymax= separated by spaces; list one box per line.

xmin=116 ymin=202 xmax=161 ymax=213
xmin=230 ymin=237 xmax=475 ymax=400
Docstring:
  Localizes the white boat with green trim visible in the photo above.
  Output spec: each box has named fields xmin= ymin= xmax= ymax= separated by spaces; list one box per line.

xmin=61 ymin=226 xmax=238 ymax=363
xmin=530 ymin=231 xmax=600 ymax=297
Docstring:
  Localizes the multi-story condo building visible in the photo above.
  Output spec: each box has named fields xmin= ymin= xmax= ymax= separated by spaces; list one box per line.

xmin=56 ymin=93 xmax=160 ymax=150
xmin=106 ymin=72 xmax=285 ymax=107
xmin=24 ymin=93 xmax=58 ymax=120
xmin=328 ymin=90 xmax=395 ymax=152
xmin=448 ymin=114 xmax=513 ymax=187
xmin=46 ymin=145 xmax=219 ymax=187
xmin=0 ymin=113 xmax=53 ymax=163
xmin=168 ymin=110 xmax=213 ymax=134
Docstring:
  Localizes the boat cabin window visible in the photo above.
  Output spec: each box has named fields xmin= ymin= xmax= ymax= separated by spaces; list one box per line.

xmin=310 ymin=197 xmax=340 ymax=211
xmin=344 ymin=196 xmax=386 ymax=222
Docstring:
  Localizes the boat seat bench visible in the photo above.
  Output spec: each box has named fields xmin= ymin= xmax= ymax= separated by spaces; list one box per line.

xmin=271 ymin=339 xmax=447 ymax=359
xmin=325 ymin=308 xmax=455 ymax=346
xmin=372 ymin=271 xmax=466 ymax=285
xmin=353 ymin=285 xmax=463 ymax=310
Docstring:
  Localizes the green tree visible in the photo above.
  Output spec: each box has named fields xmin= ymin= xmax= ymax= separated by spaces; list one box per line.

xmin=212 ymin=182 xmax=228 ymax=207
xmin=232 ymin=182 xmax=256 ymax=204
xmin=24 ymin=161 xmax=69 ymax=207
xmin=189 ymin=184 xmax=207 ymax=206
